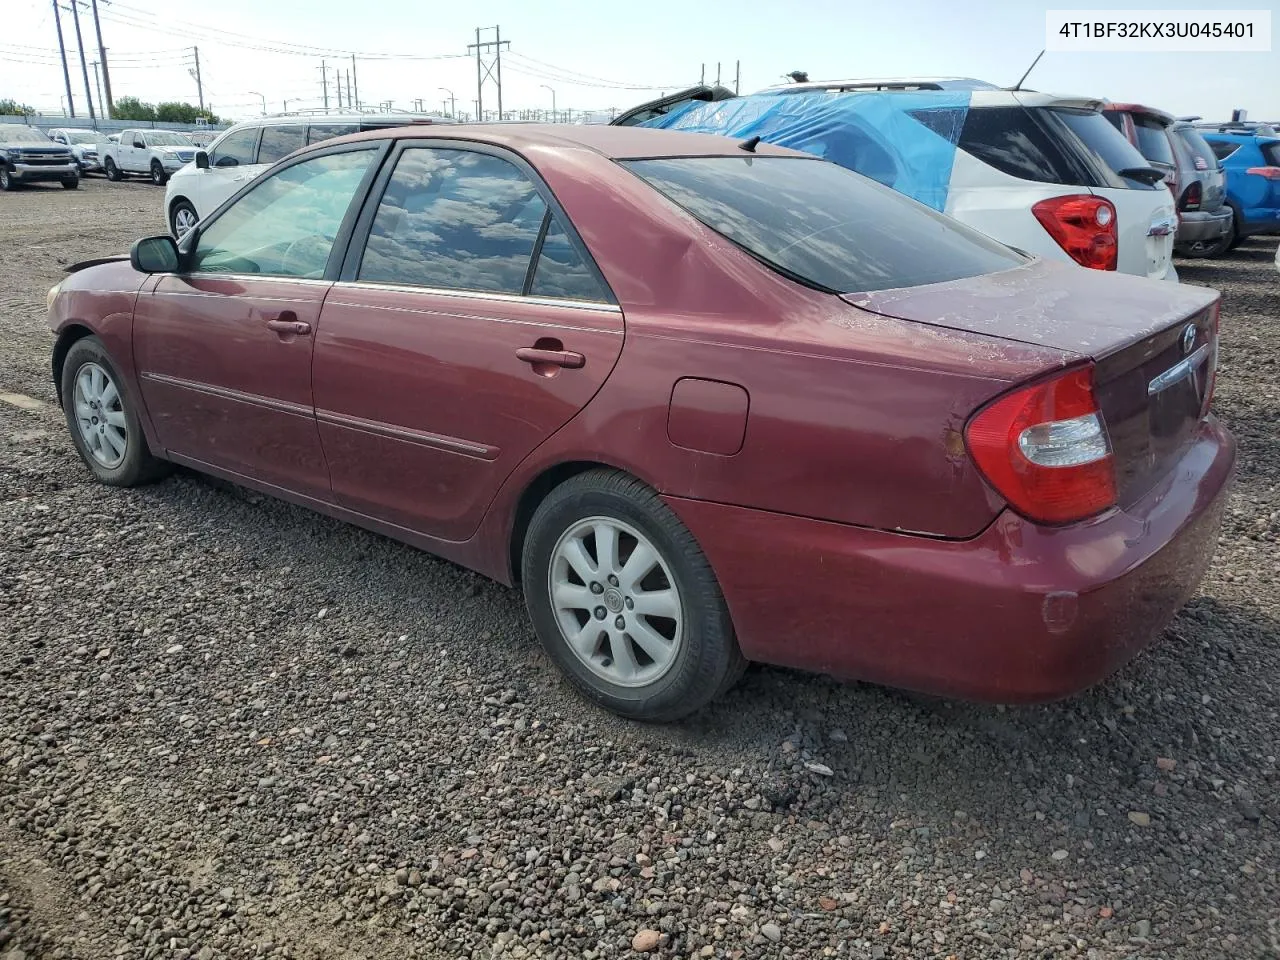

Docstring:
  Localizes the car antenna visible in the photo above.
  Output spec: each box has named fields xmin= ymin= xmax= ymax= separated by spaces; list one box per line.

xmin=739 ymin=135 xmax=762 ymax=152
xmin=1011 ymin=49 xmax=1045 ymax=91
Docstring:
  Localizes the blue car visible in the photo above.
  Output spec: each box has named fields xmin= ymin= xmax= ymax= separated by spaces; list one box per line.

xmin=1199 ymin=130 xmax=1280 ymax=249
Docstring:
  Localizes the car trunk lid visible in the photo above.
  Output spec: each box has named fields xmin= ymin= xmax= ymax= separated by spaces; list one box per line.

xmin=844 ymin=258 xmax=1220 ymax=506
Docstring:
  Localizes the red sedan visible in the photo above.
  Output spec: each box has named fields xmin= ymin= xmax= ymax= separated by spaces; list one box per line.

xmin=47 ymin=124 xmax=1234 ymax=721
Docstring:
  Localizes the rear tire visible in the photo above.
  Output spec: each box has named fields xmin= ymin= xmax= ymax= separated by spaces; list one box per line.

xmin=150 ymin=160 xmax=167 ymax=186
xmin=521 ymin=469 xmax=746 ymax=722
xmin=104 ymin=157 xmax=122 ymax=181
xmin=60 ymin=336 xmax=170 ymax=487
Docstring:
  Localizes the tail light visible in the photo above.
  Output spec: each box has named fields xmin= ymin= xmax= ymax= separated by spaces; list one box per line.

xmin=1179 ymin=180 xmax=1202 ymax=211
xmin=1032 ymin=195 xmax=1118 ymax=271
xmin=1245 ymin=166 xmax=1280 ymax=180
xmin=965 ymin=365 xmax=1117 ymax=525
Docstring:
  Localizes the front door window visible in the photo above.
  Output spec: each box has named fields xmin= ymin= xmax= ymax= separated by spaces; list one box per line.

xmin=192 ymin=148 xmax=377 ymax=278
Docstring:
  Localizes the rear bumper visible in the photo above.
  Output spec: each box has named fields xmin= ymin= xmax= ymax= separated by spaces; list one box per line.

xmin=1176 ymin=208 xmax=1233 ymax=247
xmin=668 ymin=417 xmax=1235 ymax=702
xmin=10 ymin=162 xmax=78 ymax=182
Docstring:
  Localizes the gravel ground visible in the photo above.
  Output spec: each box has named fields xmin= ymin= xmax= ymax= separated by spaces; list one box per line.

xmin=1 ymin=178 xmax=1277 ymax=960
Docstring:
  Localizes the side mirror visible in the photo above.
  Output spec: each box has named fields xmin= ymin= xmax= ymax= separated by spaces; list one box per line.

xmin=195 ymin=150 xmax=210 ymax=170
xmin=130 ymin=235 xmax=181 ymax=274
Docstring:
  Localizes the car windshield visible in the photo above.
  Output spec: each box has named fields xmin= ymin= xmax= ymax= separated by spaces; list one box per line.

xmin=147 ymin=132 xmax=192 ymax=146
xmin=63 ymin=131 xmax=98 ymax=144
xmin=624 ymin=156 xmax=1024 ymax=294
xmin=1 ymin=126 xmax=55 ymax=145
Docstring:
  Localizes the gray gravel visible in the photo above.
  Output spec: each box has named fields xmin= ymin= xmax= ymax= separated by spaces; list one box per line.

xmin=2 ymin=178 xmax=1278 ymax=959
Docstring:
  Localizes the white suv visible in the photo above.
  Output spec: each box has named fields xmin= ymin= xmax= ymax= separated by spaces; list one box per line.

xmin=630 ymin=80 xmax=1179 ymax=282
xmin=164 ymin=111 xmax=456 ymax=238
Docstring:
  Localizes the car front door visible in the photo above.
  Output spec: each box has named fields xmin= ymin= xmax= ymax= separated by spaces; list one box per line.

xmin=128 ymin=131 xmax=149 ymax=172
xmin=133 ymin=142 xmax=384 ymax=500
xmin=312 ymin=142 xmax=624 ymax=541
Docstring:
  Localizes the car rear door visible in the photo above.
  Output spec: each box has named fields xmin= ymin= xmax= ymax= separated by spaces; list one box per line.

xmin=312 ymin=141 xmax=624 ymax=541
xmin=133 ymin=143 xmax=384 ymax=500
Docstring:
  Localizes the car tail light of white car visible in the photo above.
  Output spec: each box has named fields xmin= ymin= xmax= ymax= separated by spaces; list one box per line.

xmin=1031 ymin=195 xmax=1118 ymax=271
xmin=965 ymin=364 xmax=1117 ymax=525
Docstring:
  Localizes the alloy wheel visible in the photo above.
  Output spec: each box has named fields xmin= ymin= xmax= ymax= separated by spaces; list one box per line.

xmin=174 ymin=205 xmax=198 ymax=238
xmin=548 ymin=516 xmax=684 ymax=688
xmin=73 ymin=361 xmax=128 ymax=469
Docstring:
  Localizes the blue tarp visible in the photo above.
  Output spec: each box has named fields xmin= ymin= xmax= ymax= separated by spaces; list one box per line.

xmin=643 ymin=91 xmax=971 ymax=212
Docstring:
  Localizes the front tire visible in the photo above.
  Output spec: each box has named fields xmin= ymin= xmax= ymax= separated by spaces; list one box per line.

xmin=522 ymin=469 xmax=746 ymax=722
xmin=61 ymin=336 xmax=169 ymax=487
xmin=62 ymin=176 xmax=79 ymax=190
xmin=169 ymin=198 xmax=198 ymax=239
xmin=104 ymin=157 xmax=122 ymax=181
xmin=0 ymin=166 xmax=18 ymax=191
xmin=150 ymin=160 xmax=168 ymax=185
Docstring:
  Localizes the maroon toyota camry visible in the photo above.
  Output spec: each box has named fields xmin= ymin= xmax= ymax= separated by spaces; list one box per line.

xmin=47 ymin=124 xmax=1234 ymax=721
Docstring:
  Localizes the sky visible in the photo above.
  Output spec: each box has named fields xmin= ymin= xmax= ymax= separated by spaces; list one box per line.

xmin=1 ymin=0 xmax=1276 ymax=123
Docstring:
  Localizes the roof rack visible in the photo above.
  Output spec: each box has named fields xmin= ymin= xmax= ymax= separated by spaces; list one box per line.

xmin=1193 ymin=119 xmax=1278 ymax=135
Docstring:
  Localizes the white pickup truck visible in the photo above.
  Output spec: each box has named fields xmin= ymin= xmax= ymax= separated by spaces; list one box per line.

xmin=100 ymin=129 xmax=198 ymax=185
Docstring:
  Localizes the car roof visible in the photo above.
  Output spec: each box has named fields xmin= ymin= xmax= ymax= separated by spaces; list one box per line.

xmin=333 ymin=122 xmax=807 ymax=160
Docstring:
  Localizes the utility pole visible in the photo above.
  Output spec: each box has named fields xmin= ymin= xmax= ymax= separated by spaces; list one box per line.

xmin=192 ymin=46 xmax=204 ymax=111
xmin=91 ymin=59 xmax=105 ymax=117
xmin=319 ymin=59 xmax=329 ymax=110
xmin=68 ymin=0 xmax=96 ymax=122
xmin=347 ymin=70 xmax=353 ymax=108
xmin=337 ymin=75 xmax=343 ymax=109
xmin=351 ymin=55 xmax=358 ymax=108
xmin=716 ymin=62 xmax=721 ymax=86
xmin=52 ymin=0 xmax=76 ymax=118
xmin=540 ymin=84 xmax=556 ymax=123
xmin=439 ymin=86 xmax=455 ymax=117
xmin=735 ymin=60 xmax=740 ymax=95
xmin=88 ymin=0 xmax=112 ymax=114
xmin=468 ymin=26 xmax=509 ymax=121
xmin=700 ymin=63 xmax=705 ymax=86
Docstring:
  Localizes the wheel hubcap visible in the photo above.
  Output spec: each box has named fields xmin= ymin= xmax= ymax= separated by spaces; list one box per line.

xmin=73 ymin=361 xmax=127 ymax=469
xmin=548 ymin=517 xmax=683 ymax=688
xmin=175 ymin=208 xmax=197 ymax=236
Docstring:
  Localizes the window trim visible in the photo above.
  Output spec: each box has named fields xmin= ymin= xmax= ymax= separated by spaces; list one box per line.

xmin=179 ymin=138 xmax=393 ymax=283
xmin=338 ymin=138 xmax=617 ymax=305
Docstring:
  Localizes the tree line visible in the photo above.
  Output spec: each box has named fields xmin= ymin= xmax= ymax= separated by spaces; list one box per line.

xmin=1 ymin=96 xmax=218 ymax=125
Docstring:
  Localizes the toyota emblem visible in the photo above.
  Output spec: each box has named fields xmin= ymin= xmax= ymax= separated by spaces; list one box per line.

xmin=1181 ymin=324 xmax=1197 ymax=355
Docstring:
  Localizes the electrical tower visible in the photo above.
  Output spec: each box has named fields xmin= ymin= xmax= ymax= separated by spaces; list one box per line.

xmin=467 ymin=25 xmax=509 ymax=121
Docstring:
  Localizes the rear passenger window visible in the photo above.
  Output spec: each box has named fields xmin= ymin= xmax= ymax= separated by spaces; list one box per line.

xmin=257 ymin=125 xmax=307 ymax=164
xmin=308 ymin=123 xmax=358 ymax=145
xmin=958 ymin=106 xmax=1086 ymax=185
xmin=530 ymin=218 xmax=607 ymax=301
xmin=359 ymin=147 xmax=547 ymax=295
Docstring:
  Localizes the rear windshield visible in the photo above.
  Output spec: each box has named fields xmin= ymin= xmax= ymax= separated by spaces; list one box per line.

xmin=957 ymin=106 xmax=1154 ymax=189
xmin=1045 ymin=108 xmax=1158 ymax=188
xmin=1207 ymin=139 xmax=1240 ymax=160
xmin=1132 ymin=115 xmax=1174 ymax=166
xmin=1171 ymin=127 xmax=1221 ymax=170
xmin=624 ymin=156 xmax=1023 ymax=293
xmin=1263 ymin=142 xmax=1280 ymax=166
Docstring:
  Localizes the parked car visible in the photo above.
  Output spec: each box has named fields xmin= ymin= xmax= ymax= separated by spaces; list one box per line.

xmin=1197 ymin=128 xmax=1280 ymax=249
xmin=626 ymin=84 xmax=1180 ymax=282
xmin=48 ymin=125 xmax=1233 ymax=719
xmin=164 ymin=111 xmax=458 ymax=238
xmin=47 ymin=128 xmax=103 ymax=174
xmin=100 ymin=129 xmax=196 ymax=185
xmin=0 ymin=124 xmax=78 ymax=190
xmin=1103 ymin=104 xmax=1233 ymax=257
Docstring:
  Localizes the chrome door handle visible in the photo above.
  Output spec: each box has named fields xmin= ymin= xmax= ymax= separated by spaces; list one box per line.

xmin=516 ymin=347 xmax=585 ymax=369
xmin=266 ymin=316 xmax=310 ymax=336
